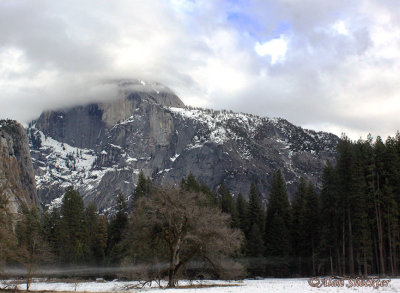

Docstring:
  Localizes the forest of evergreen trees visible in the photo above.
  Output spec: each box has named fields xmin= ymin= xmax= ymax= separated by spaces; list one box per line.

xmin=1 ymin=133 xmax=400 ymax=280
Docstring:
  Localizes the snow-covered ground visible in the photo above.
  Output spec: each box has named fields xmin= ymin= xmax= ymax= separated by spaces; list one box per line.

xmin=1 ymin=278 xmax=399 ymax=292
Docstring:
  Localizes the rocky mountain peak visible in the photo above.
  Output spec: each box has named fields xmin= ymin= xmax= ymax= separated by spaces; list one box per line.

xmin=116 ymin=79 xmax=185 ymax=108
xmin=28 ymin=82 xmax=338 ymax=213
xmin=100 ymin=80 xmax=184 ymax=127
xmin=32 ymin=80 xmax=184 ymax=148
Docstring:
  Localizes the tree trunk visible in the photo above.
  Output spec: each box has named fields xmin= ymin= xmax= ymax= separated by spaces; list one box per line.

xmin=363 ymin=250 xmax=368 ymax=277
xmin=373 ymin=234 xmax=379 ymax=275
xmin=168 ymin=269 xmax=175 ymax=288
xmin=342 ymin=214 xmax=346 ymax=275
xmin=388 ymin=207 xmax=394 ymax=275
xmin=347 ymin=207 xmax=354 ymax=275
xmin=375 ymin=176 xmax=385 ymax=276
xmin=168 ymin=238 xmax=181 ymax=287
xmin=26 ymin=262 xmax=32 ymax=291
xmin=298 ymin=256 xmax=302 ymax=276
xmin=312 ymin=239 xmax=316 ymax=276
xmin=394 ymin=232 xmax=398 ymax=275
xmin=375 ymin=200 xmax=385 ymax=275
xmin=337 ymin=247 xmax=342 ymax=276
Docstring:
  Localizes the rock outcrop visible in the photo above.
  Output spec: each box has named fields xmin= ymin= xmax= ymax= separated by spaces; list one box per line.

xmin=28 ymin=80 xmax=338 ymax=212
xmin=0 ymin=120 xmax=38 ymax=214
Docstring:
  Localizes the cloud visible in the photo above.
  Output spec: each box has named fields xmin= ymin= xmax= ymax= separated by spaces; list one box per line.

xmin=255 ymin=35 xmax=288 ymax=64
xmin=333 ymin=21 xmax=349 ymax=36
xmin=0 ymin=0 xmax=399 ymax=140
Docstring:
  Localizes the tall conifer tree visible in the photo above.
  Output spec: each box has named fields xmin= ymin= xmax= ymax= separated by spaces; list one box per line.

xmin=107 ymin=193 xmax=128 ymax=264
xmin=219 ymin=182 xmax=238 ymax=227
xmin=290 ymin=177 xmax=307 ymax=274
xmin=264 ymin=171 xmax=291 ymax=276
xmin=60 ymin=186 xmax=88 ymax=264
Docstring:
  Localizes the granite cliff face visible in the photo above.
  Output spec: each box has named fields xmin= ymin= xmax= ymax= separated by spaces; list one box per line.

xmin=0 ymin=120 xmax=38 ymax=214
xmin=28 ymin=80 xmax=338 ymax=212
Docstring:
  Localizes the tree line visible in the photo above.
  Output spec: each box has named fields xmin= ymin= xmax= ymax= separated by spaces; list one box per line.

xmin=210 ymin=133 xmax=400 ymax=277
xmin=1 ymin=132 xmax=400 ymax=282
xmin=0 ymin=173 xmax=243 ymax=287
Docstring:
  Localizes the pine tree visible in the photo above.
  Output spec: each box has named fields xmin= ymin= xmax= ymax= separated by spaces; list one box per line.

xmin=200 ymin=183 xmax=217 ymax=206
xmin=246 ymin=223 xmax=265 ymax=276
xmin=304 ymin=181 xmax=320 ymax=276
xmin=93 ymin=215 xmax=108 ymax=265
xmin=349 ymin=141 xmax=372 ymax=276
xmin=381 ymin=136 xmax=400 ymax=275
xmin=41 ymin=208 xmax=62 ymax=263
xmin=134 ymin=171 xmax=147 ymax=198
xmin=360 ymin=135 xmax=379 ymax=275
xmin=180 ymin=178 xmax=187 ymax=189
xmin=85 ymin=202 xmax=107 ymax=265
xmin=318 ymin=162 xmax=341 ymax=275
xmin=236 ymin=193 xmax=248 ymax=233
xmin=373 ymin=137 xmax=387 ymax=275
xmin=133 ymin=171 xmax=152 ymax=204
xmin=245 ymin=182 xmax=265 ymax=276
xmin=315 ymin=133 xmax=400 ymax=276
xmin=384 ymin=136 xmax=400 ymax=200
xmin=182 ymin=174 xmax=217 ymax=206
xmin=247 ymin=183 xmax=264 ymax=235
xmin=186 ymin=172 xmax=200 ymax=192
xmin=247 ymin=224 xmax=264 ymax=256
xmin=107 ymin=193 xmax=128 ymax=264
xmin=391 ymin=133 xmax=400 ymax=274
xmin=265 ymin=211 xmax=290 ymax=276
xmin=381 ymin=180 xmax=399 ymax=275
xmin=145 ymin=177 xmax=153 ymax=196
xmin=336 ymin=137 xmax=356 ymax=275
xmin=60 ymin=186 xmax=88 ymax=264
xmin=218 ymin=182 xmax=238 ymax=227
xmin=290 ymin=177 xmax=307 ymax=275
xmin=264 ymin=171 xmax=291 ymax=276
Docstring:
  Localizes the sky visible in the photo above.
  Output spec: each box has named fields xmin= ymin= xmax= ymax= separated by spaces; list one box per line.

xmin=1 ymin=0 xmax=399 ymax=140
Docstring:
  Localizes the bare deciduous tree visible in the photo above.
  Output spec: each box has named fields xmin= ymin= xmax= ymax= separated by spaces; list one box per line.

xmin=124 ymin=186 xmax=244 ymax=287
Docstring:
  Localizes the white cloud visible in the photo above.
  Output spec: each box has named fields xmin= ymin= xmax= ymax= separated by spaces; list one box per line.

xmin=255 ymin=35 xmax=288 ymax=64
xmin=333 ymin=20 xmax=349 ymax=35
xmin=0 ymin=0 xmax=400 ymax=140
xmin=0 ymin=48 xmax=29 ymax=76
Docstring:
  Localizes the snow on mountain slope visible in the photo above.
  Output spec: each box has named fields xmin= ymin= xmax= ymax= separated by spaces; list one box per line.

xmin=168 ymin=107 xmax=263 ymax=144
xmin=30 ymin=127 xmax=144 ymax=210
xmin=28 ymin=87 xmax=338 ymax=212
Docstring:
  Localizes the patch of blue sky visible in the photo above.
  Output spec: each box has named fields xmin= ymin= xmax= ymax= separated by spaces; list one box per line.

xmin=227 ymin=11 xmax=264 ymax=37
xmin=226 ymin=9 xmax=291 ymax=40
xmin=273 ymin=21 xmax=291 ymax=37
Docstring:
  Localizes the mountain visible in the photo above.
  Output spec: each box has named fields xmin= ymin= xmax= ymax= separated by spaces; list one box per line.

xmin=0 ymin=120 xmax=38 ymax=214
xmin=28 ymin=80 xmax=338 ymax=212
